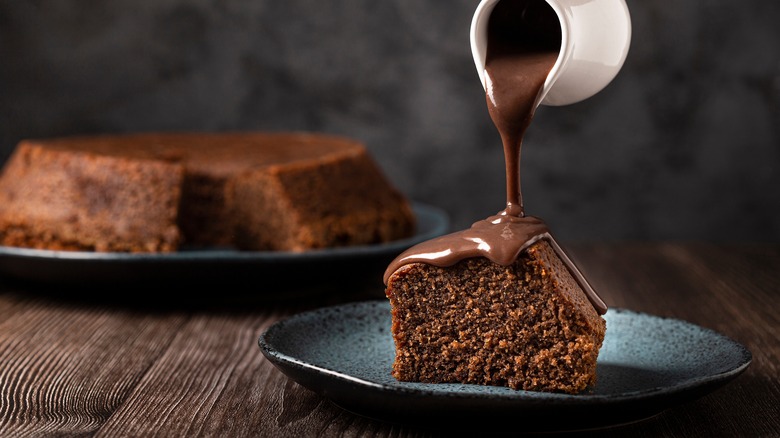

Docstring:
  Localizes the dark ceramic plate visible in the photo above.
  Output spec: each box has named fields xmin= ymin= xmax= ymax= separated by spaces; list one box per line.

xmin=259 ymin=301 xmax=752 ymax=431
xmin=0 ymin=203 xmax=448 ymax=294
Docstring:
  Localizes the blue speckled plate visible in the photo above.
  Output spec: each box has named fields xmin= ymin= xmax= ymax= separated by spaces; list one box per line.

xmin=259 ymin=301 xmax=752 ymax=431
xmin=0 ymin=203 xmax=448 ymax=294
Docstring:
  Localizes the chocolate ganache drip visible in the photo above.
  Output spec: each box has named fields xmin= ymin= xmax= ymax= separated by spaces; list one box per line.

xmin=385 ymin=0 xmax=607 ymax=315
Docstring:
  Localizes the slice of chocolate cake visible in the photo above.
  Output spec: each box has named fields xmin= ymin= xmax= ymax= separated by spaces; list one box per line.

xmin=385 ymin=231 xmax=605 ymax=394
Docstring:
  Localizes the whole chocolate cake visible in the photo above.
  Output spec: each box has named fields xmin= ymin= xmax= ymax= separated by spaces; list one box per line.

xmin=0 ymin=132 xmax=415 ymax=252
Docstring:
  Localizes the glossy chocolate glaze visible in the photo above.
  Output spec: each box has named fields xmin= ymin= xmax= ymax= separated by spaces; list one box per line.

xmin=384 ymin=214 xmax=549 ymax=279
xmin=385 ymin=0 xmax=607 ymax=315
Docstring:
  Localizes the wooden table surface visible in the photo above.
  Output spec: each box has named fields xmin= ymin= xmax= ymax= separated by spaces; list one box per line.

xmin=0 ymin=243 xmax=778 ymax=437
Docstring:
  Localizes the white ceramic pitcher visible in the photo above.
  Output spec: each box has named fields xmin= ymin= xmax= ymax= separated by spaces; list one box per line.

xmin=470 ymin=0 xmax=632 ymax=107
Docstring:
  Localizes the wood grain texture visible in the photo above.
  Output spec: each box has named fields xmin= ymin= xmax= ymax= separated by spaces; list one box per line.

xmin=0 ymin=244 xmax=777 ymax=437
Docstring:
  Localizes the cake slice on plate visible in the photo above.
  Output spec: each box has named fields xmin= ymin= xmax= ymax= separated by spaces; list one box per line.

xmin=384 ymin=217 xmax=606 ymax=394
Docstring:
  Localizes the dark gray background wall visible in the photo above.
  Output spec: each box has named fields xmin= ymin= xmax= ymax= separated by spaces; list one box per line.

xmin=1 ymin=0 xmax=778 ymax=242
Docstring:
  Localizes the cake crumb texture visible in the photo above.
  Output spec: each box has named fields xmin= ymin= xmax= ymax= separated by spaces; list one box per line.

xmin=385 ymin=240 xmax=605 ymax=393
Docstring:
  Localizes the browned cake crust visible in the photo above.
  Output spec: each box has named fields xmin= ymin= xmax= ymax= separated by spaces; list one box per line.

xmin=0 ymin=133 xmax=415 ymax=252
xmin=385 ymin=240 xmax=605 ymax=393
xmin=0 ymin=144 xmax=183 ymax=252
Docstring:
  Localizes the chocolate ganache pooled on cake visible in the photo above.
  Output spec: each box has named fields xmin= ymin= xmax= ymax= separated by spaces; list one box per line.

xmin=384 ymin=0 xmax=607 ymax=394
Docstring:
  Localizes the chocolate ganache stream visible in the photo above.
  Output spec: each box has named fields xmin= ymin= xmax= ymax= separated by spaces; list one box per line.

xmin=385 ymin=0 xmax=606 ymax=315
